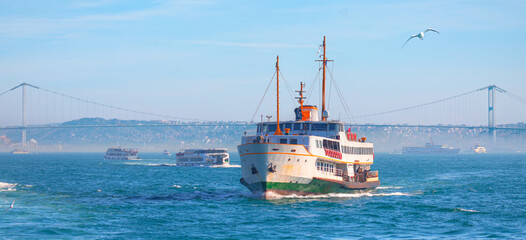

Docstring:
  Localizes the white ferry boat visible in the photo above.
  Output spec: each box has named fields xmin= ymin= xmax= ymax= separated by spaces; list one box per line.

xmin=402 ymin=142 xmax=460 ymax=154
xmin=163 ymin=150 xmax=172 ymax=156
xmin=238 ymin=37 xmax=380 ymax=198
xmin=11 ymin=149 xmax=29 ymax=154
xmin=175 ymin=148 xmax=230 ymax=166
xmin=104 ymin=147 xmax=140 ymax=160
xmin=471 ymin=144 xmax=486 ymax=154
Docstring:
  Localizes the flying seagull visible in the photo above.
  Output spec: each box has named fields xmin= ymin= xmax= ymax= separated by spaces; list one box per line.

xmin=4 ymin=200 xmax=15 ymax=212
xmin=401 ymin=28 xmax=440 ymax=48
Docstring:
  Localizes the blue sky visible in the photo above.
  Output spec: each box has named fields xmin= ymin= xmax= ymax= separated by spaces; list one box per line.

xmin=1 ymin=0 xmax=525 ymax=125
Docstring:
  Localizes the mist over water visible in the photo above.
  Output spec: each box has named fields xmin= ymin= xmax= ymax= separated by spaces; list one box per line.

xmin=0 ymin=153 xmax=525 ymax=238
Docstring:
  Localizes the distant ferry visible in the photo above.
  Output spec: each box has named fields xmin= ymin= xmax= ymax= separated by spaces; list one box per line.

xmin=472 ymin=145 xmax=486 ymax=154
xmin=402 ymin=142 xmax=460 ymax=154
xmin=175 ymin=148 xmax=230 ymax=166
xmin=104 ymin=147 xmax=140 ymax=160
xmin=11 ymin=149 xmax=29 ymax=154
xmin=162 ymin=150 xmax=172 ymax=156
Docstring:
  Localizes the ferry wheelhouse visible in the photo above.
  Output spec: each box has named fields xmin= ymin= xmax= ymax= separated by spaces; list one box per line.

xmin=175 ymin=148 xmax=230 ymax=166
xmin=104 ymin=147 xmax=140 ymax=160
xmin=238 ymin=37 xmax=380 ymax=198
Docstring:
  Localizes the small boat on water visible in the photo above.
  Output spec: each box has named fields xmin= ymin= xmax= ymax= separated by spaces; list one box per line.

xmin=175 ymin=148 xmax=230 ymax=166
xmin=11 ymin=149 xmax=29 ymax=154
xmin=162 ymin=150 xmax=172 ymax=156
xmin=238 ymin=37 xmax=379 ymax=198
xmin=104 ymin=147 xmax=140 ymax=160
xmin=471 ymin=145 xmax=486 ymax=154
xmin=402 ymin=142 xmax=460 ymax=154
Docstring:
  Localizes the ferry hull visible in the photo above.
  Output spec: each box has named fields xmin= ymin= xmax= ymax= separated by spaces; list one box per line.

xmin=238 ymin=143 xmax=379 ymax=199
xmin=240 ymin=177 xmax=380 ymax=199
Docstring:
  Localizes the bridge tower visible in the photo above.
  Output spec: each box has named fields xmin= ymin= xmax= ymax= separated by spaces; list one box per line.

xmin=488 ymin=85 xmax=496 ymax=142
xmin=22 ymin=83 xmax=27 ymax=148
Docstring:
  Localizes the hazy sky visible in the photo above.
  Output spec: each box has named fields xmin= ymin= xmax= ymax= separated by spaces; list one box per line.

xmin=1 ymin=0 xmax=525 ymax=125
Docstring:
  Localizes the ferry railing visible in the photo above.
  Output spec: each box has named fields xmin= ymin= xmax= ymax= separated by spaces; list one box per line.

xmin=367 ymin=171 xmax=378 ymax=178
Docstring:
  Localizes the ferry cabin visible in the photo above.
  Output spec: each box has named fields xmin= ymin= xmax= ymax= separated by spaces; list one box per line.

xmin=240 ymin=120 xmax=378 ymax=183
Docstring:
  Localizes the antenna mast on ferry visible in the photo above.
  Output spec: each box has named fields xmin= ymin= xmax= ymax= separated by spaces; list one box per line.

xmin=316 ymin=36 xmax=333 ymax=121
xmin=295 ymin=82 xmax=306 ymax=113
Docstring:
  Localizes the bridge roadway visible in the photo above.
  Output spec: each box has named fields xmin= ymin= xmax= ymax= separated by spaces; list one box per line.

xmin=0 ymin=123 xmax=524 ymax=131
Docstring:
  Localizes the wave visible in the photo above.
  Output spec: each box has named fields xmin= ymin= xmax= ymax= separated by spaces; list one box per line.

xmin=123 ymin=162 xmax=238 ymax=168
xmin=454 ymin=208 xmax=479 ymax=213
xmin=0 ymin=182 xmax=33 ymax=192
xmin=0 ymin=182 xmax=17 ymax=192
xmin=263 ymin=191 xmax=418 ymax=200
xmin=123 ymin=163 xmax=177 ymax=167
xmin=376 ymin=186 xmax=404 ymax=189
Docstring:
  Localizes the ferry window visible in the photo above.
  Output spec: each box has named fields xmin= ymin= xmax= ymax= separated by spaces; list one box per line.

xmin=340 ymin=124 xmax=344 ymax=131
xmin=329 ymin=123 xmax=338 ymax=131
xmin=280 ymin=139 xmax=287 ymax=144
xmin=304 ymin=123 xmax=311 ymax=131
xmin=293 ymin=123 xmax=302 ymax=130
xmin=257 ymin=124 xmax=260 ymax=133
xmin=290 ymin=139 xmax=297 ymax=144
xmin=284 ymin=123 xmax=292 ymax=130
xmin=262 ymin=124 xmax=268 ymax=132
xmin=312 ymin=123 xmax=327 ymax=131
xmin=268 ymin=124 xmax=277 ymax=132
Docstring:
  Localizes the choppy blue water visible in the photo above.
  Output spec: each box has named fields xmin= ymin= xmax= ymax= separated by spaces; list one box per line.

xmin=1 ymin=153 xmax=525 ymax=239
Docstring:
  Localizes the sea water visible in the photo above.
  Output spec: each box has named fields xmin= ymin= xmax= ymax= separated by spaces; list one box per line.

xmin=1 ymin=153 xmax=524 ymax=239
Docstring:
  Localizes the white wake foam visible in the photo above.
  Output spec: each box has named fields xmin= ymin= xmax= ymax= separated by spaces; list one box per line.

xmin=0 ymin=182 xmax=17 ymax=192
xmin=376 ymin=186 xmax=404 ymax=189
xmin=210 ymin=164 xmax=241 ymax=168
xmin=124 ymin=163 xmax=177 ymax=167
xmin=264 ymin=191 xmax=417 ymax=199
xmin=455 ymin=208 xmax=479 ymax=213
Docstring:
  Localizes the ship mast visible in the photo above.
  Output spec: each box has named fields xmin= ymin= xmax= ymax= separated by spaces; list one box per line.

xmin=296 ymin=82 xmax=305 ymax=110
xmin=295 ymin=82 xmax=306 ymax=119
xmin=316 ymin=36 xmax=333 ymax=121
xmin=274 ymin=55 xmax=283 ymax=135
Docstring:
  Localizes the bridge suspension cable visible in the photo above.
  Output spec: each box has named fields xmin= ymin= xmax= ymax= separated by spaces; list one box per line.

xmin=354 ymin=87 xmax=485 ymax=119
xmin=1 ymin=83 xmax=203 ymax=121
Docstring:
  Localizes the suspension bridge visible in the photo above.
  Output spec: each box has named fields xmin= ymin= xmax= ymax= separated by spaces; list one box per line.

xmin=0 ymin=82 xmax=525 ymax=150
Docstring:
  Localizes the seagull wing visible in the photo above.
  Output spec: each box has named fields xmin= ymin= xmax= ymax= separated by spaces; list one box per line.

xmin=425 ymin=28 xmax=440 ymax=34
xmin=10 ymin=201 xmax=15 ymax=208
xmin=401 ymin=35 xmax=417 ymax=48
